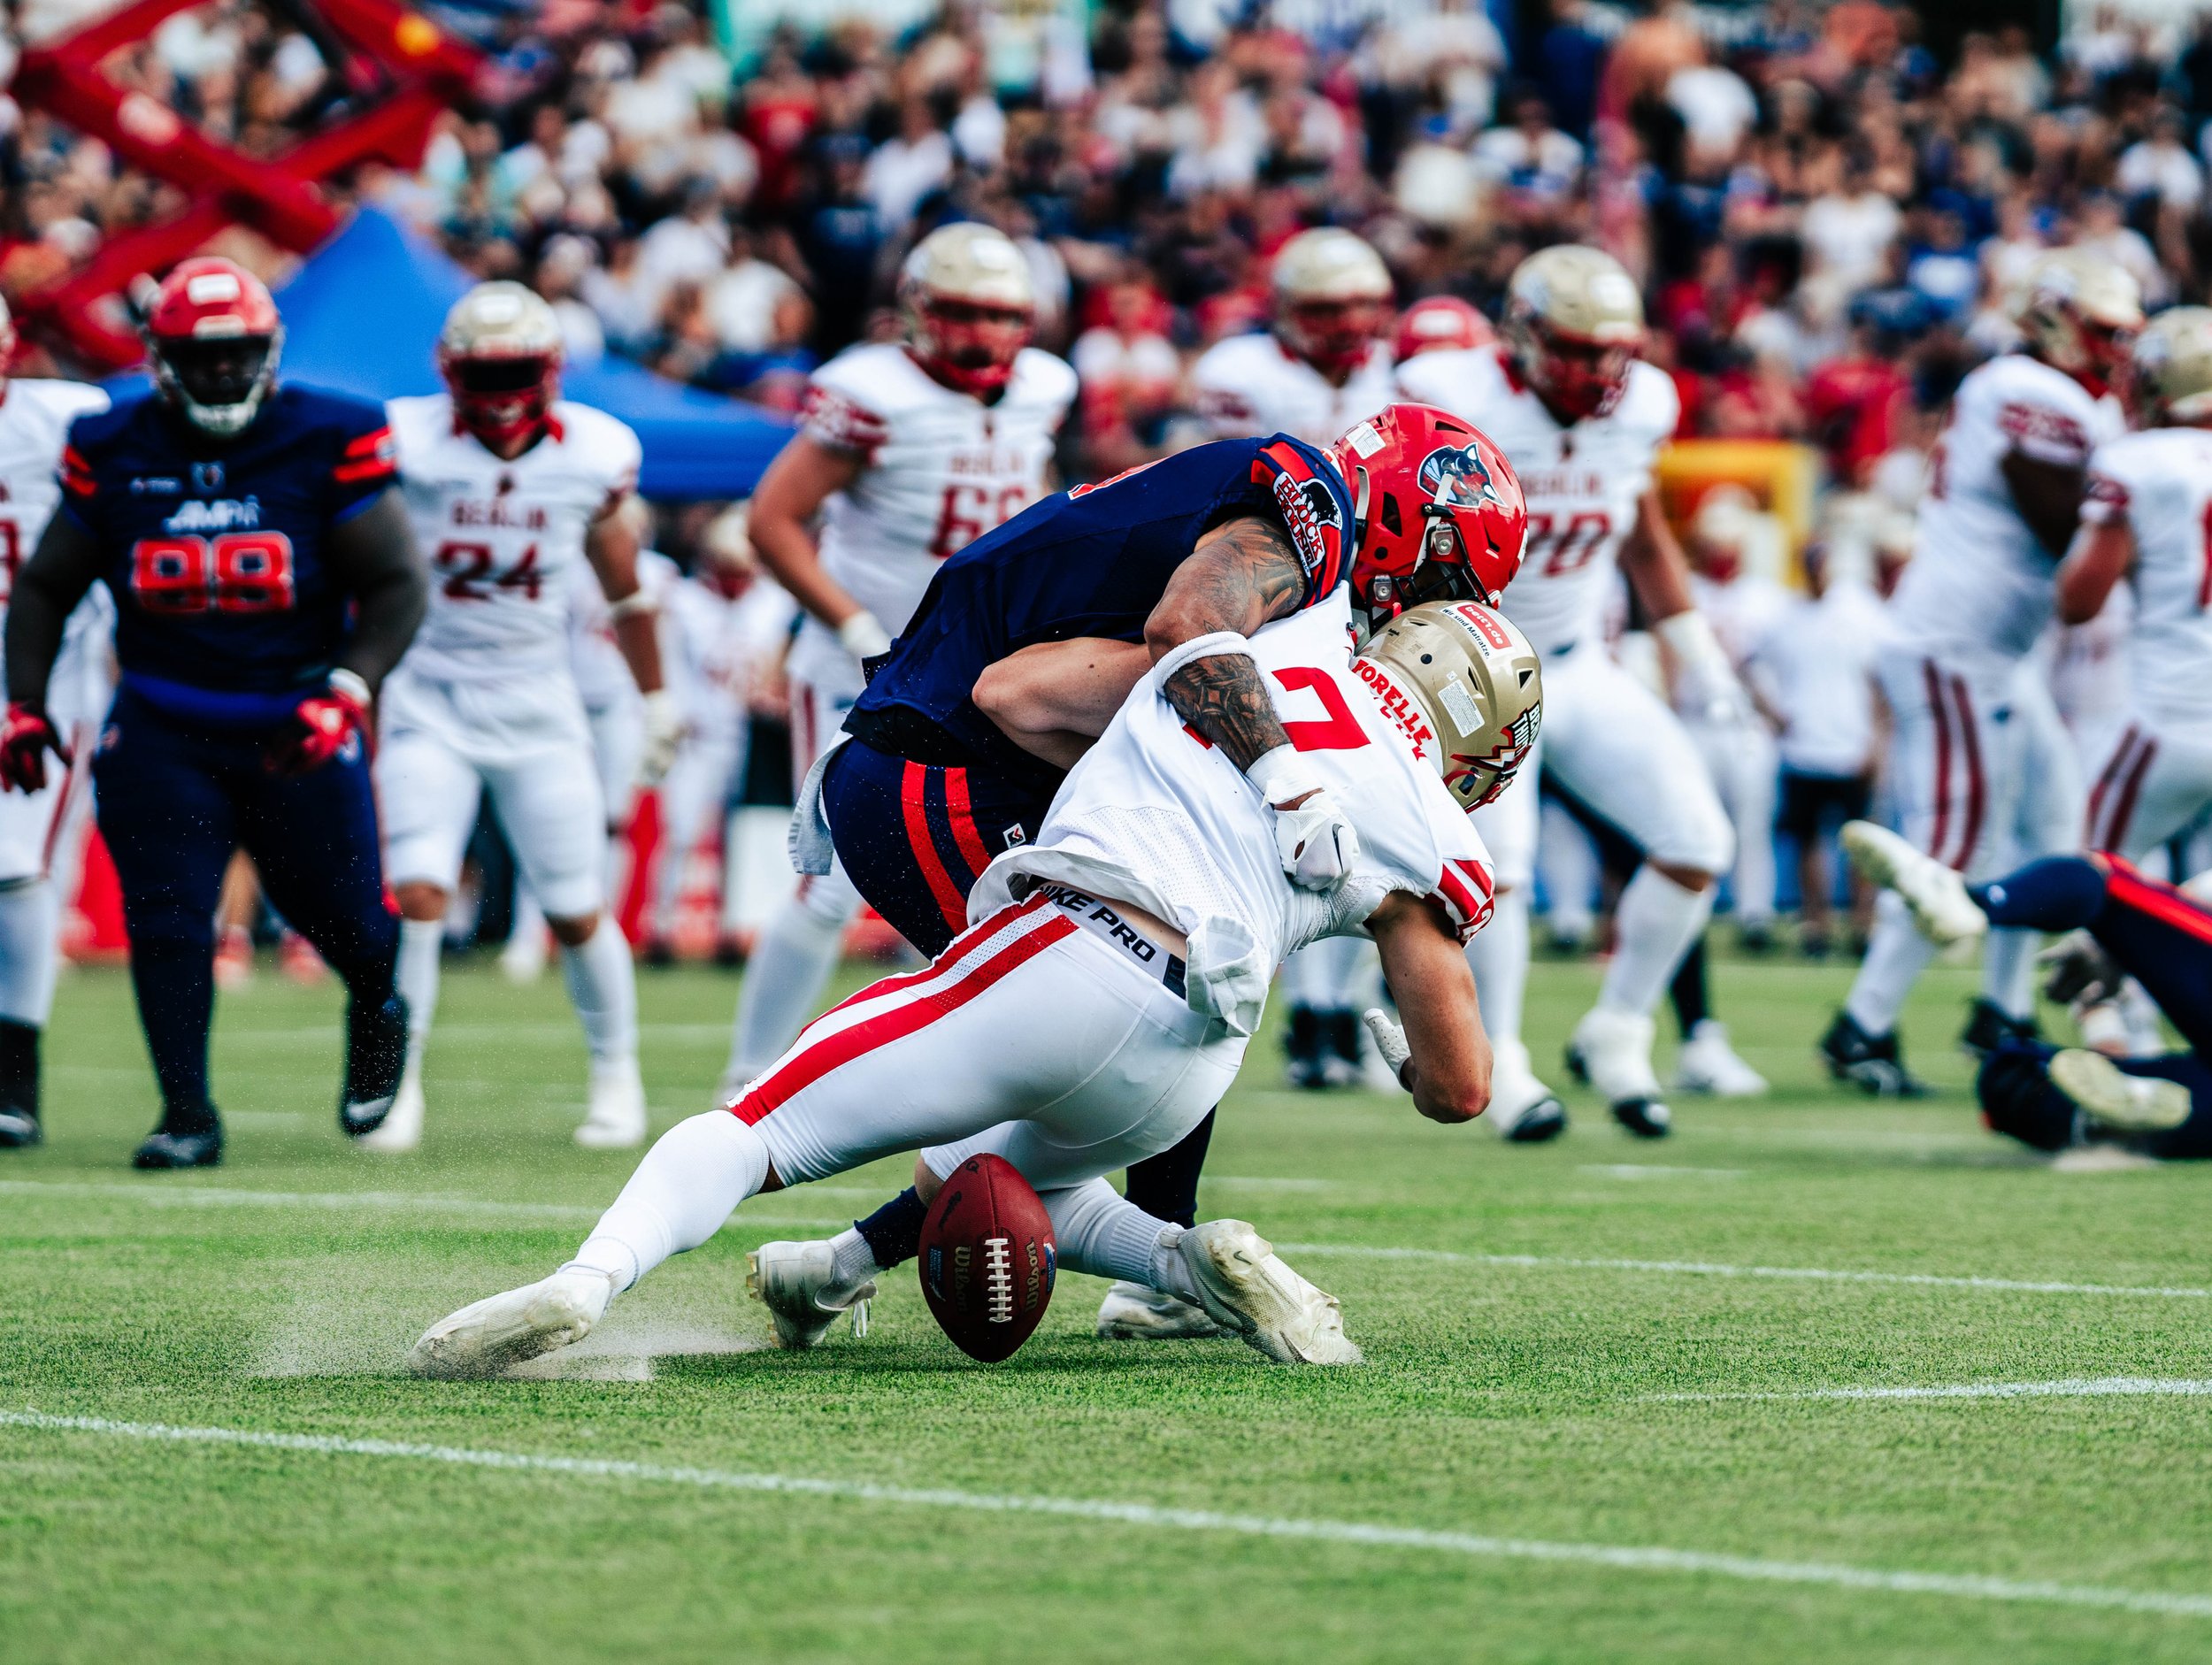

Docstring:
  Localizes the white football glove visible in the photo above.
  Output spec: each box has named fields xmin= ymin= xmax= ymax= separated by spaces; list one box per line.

xmin=1363 ymin=1008 xmax=1410 ymax=1088
xmin=838 ymin=610 xmax=893 ymax=662
xmin=1249 ymin=744 xmax=1360 ymax=889
xmin=1655 ymin=610 xmax=1754 ymax=728
xmin=639 ymin=689 xmax=684 ymax=786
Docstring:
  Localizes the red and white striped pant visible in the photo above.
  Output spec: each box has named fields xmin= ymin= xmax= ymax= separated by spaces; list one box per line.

xmin=728 ymin=893 xmax=1244 ymax=1193
xmin=2085 ymin=710 xmax=2212 ymax=860
xmin=1876 ymin=647 xmax=2062 ymax=879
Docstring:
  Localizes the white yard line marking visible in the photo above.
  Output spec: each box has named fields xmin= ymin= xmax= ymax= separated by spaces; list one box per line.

xmin=1655 ymin=1377 xmax=2212 ymax=1404
xmin=1279 ymin=1243 xmax=2212 ymax=1301
xmin=0 ymin=1180 xmax=842 ymax=1231
xmin=1579 ymin=1165 xmax=1745 ymax=1180
xmin=3 ymin=1408 xmax=2206 ymax=1618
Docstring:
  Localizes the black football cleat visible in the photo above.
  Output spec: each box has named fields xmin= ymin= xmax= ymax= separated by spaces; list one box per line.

xmin=641 ymin=937 xmax=677 ymax=969
xmin=1610 ymin=1099 xmax=1673 ymax=1139
xmin=132 ymin=1117 xmax=223 ymax=1169
xmin=0 ymin=1108 xmax=41 ymax=1147
xmin=340 ymin=993 xmax=409 ymax=1137
xmin=1819 ymin=1011 xmax=1928 ymax=1098
xmin=1960 ymin=997 xmax=2039 ymax=1061
xmin=0 ymin=1018 xmax=40 ymax=1147
xmin=1502 ymin=1099 xmax=1568 ymax=1142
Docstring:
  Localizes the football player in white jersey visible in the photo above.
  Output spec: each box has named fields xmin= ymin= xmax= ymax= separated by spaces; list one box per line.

xmin=409 ymin=595 xmax=1528 ymax=1378
xmin=1821 ymin=250 xmax=2139 ymax=1094
xmin=0 ymin=298 xmax=110 ymax=1146
xmin=2065 ymin=308 xmax=2212 ymax=863
xmin=1399 ymin=244 xmax=1749 ymax=1139
xmin=720 ymin=224 xmax=1075 ymax=1095
xmin=368 ymin=282 xmax=681 ymax=1153
xmin=1194 ymin=227 xmax=1400 ymax=1086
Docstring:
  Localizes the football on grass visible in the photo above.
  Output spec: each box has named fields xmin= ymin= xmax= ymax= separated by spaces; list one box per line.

xmin=919 ymin=1155 xmax=1056 ymax=1362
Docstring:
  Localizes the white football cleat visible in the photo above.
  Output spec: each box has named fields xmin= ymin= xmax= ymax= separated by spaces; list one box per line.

xmin=1095 ymin=1280 xmax=1229 ymax=1339
xmin=1173 ymin=1220 xmax=1361 ymax=1365
xmin=1671 ymin=1018 xmax=1769 ymax=1097
xmin=2049 ymin=1049 xmax=2193 ymax=1133
xmin=409 ymin=1267 xmax=616 ymax=1378
xmin=1840 ymin=821 xmax=1986 ymax=946
xmin=747 ymin=1239 xmax=875 ymax=1349
xmin=1486 ymin=1037 xmax=1567 ymax=1142
xmin=355 ymin=1058 xmax=425 ymax=1153
xmin=1568 ymin=1007 xmax=1671 ymax=1139
xmin=576 ymin=1060 xmax=647 ymax=1149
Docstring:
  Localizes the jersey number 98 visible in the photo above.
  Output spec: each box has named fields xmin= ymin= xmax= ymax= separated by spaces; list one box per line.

xmin=130 ymin=533 xmax=296 ymax=613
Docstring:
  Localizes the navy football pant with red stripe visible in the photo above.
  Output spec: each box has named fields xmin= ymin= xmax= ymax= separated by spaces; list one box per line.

xmin=818 ymin=738 xmax=1051 ymax=959
xmin=94 ymin=691 xmax=399 ymax=1120
xmin=819 ymin=735 xmax=1217 ymax=1229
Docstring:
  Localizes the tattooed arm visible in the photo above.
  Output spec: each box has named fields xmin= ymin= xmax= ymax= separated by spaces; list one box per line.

xmin=1145 ymin=512 xmax=1361 ymax=888
xmin=1144 ymin=513 xmax=1307 ymax=769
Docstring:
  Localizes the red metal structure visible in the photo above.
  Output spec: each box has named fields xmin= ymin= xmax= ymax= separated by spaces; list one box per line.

xmin=12 ymin=0 xmax=484 ymax=366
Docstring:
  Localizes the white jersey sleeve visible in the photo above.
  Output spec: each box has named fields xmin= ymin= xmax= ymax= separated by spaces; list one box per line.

xmin=391 ymin=396 xmax=641 ymax=685
xmin=2084 ymin=425 xmax=2212 ymax=724
xmin=1402 ymin=349 xmax=1675 ymax=656
xmin=1191 ymin=333 xmax=1397 ymax=446
xmin=969 ymin=595 xmax=1495 ymax=1025
xmin=0 ymin=379 xmax=110 ymax=622
xmin=1889 ymin=354 xmax=2123 ymax=667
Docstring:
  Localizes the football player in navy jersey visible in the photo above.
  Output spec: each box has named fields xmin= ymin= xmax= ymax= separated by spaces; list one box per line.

xmin=754 ymin=403 xmax=1526 ymax=1339
xmin=0 ymin=258 xmax=426 ymax=1168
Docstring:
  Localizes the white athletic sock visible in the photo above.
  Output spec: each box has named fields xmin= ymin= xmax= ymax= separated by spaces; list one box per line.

xmin=1464 ymin=887 xmax=1529 ymax=1046
xmin=561 ymin=916 xmax=639 ymax=1068
xmin=565 ymin=1110 xmax=770 ymax=1293
xmin=1042 ymin=1178 xmax=1195 ymax=1301
xmin=1843 ymin=891 xmax=1938 ymax=1037
xmin=1980 ymin=925 xmax=2039 ymax=1021
xmin=1596 ymin=868 xmax=1715 ymax=1017
xmin=0 ymin=879 xmax=62 ymax=1027
xmin=396 ymin=917 xmax=443 ymax=1046
xmin=726 ymin=888 xmax=848 ymax=1081
xmin=828 ymin=1224 xmax=884 ymax=1286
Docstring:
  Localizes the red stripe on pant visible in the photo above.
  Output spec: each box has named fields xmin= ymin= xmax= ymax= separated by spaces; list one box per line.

xmin=901 ymin=761 xmax=970 ymax=940
xmin=2105 ymin=856 xmax=2212 ymax=948
xmin=811 ymin=891 xmax=1053 ymax=1026
xmin=729 ymin=906 xmax=1078 ymax=1125
xmin=2102 ymin=733 xmax=2158 ymax=855
xmin=2085 ymin=724 xmax=2140 ymax=849
xmin=942 ymin=766 xmax=995 ymax=877
xmin=1924 ymin=660 xmax=1954 ymax=868
xmin=1948 ymin=673 xmax=1984 ymax=872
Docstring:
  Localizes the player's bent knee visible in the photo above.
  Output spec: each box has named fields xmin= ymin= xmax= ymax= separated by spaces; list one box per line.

xmin=546 ymin=911 xmax=600 ymax=948
xmin=1648 ymin=858 xmax=1719 ymax=894
xmin=395 ymin=882 xmax=451 ymax=923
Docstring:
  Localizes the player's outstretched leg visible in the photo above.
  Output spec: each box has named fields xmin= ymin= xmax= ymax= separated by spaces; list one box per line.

xmin=0 ymin=879 xmax=61 ymax=1147
xmin=1101 ymin=1109 xmax=1228 ymax=1339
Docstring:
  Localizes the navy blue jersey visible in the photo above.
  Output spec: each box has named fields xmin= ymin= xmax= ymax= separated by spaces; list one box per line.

xmin=60 ymin=384 xmax=396 ymax=725
xmin=848 ymin=434 xmax=1355 ymax=779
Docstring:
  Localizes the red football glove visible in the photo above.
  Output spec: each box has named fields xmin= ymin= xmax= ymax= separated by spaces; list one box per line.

xmin=0 ymin=702 xmax=67 ymax=793
xmin=266 ymin=675 xmax=370 ymax=777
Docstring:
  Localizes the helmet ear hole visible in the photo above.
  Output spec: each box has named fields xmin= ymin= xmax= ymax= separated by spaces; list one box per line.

xmin=1379 ymin=493 xmax=1402 ymax=537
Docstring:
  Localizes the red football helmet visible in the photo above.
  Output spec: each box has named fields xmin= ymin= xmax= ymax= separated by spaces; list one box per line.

xmin=1393 ymin=296 xmax=1494 ymax=364
xmin=143 ymin=257 xmax=283 ymax=438
xmin=439 ymin=281 xmax=564 ymax=451
xmin=1331 ymin=403 xmax=1527 ymax=623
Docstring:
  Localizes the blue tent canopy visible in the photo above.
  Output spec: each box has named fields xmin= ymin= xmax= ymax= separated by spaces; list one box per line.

xmin=150 ymin=208 xmax=793 ymax=500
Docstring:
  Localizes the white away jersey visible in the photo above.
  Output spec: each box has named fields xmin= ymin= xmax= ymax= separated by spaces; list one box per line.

xmin=388 ymin=395 xmax=642 ymax=682
xmin=970 ymin=594 xmax=1495 ymax=1025
xmin=1192 ymin=333 xmax=1396 ymax=447
xmin=1890 ymin=352 xmax=2123 ymax=666
xmin=0 ymin=378 xmax=111 ymax=647
xmin=1397 ymin=347 xmax=1678 ymax=656
xmin=2082 ymin=425 xmax=2212 ymax=724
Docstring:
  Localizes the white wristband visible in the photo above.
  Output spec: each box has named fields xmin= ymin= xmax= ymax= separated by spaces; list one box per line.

xmin=328 ymin=668 xmax=371 ymax=708
xmin=608 ymin=588 xmax=658 ymax=621
xmin=838 ymin=610 xmax=893 ymax=660
xmin=1148 ymin=629 xmax=1254 ymax=693
xmin=1247 ymin=741 xmax=1323 ymax=807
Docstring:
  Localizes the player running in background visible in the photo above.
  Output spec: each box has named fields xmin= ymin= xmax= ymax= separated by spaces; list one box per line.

xmin=781 ymin=402 xmax=1524 ymax=1339
xmin=367 ymin=282 xmax=678 ymax=1154
xmin=409 ymin=595 xmax=1528 ymax=1379
xmin=720 ymin=223 xmax=1074 ymax=1095
xmin=1820 ymin=250 xmax=2139 ymax=1094
xmin=1 ymin=258 xmax=425 ymax=1167
xmin=1192 ymin=228 xmax=1399 ymax=1086
xmin=0 ymin=296 xmax=109 ymax=1147
xmin=1398 ymin=245 xmax=1755 ymax=1139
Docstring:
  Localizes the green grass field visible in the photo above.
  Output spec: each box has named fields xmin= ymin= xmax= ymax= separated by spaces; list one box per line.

xmin=6 ymin=948 xmax=2212 ymax=1663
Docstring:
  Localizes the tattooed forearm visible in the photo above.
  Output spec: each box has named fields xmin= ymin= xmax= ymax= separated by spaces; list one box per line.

xmin=1164 ymin=651 xmax=1291 ymax=772
xmin=1144 ymin=513 xmax=1307 ymax=658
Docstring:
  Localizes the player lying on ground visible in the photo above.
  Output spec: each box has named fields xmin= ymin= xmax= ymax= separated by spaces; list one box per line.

xmin=1843 ymin=822 xmax=2212 ymax=1157
xmin=411 ymin=595 xmax=1534 ymax=1375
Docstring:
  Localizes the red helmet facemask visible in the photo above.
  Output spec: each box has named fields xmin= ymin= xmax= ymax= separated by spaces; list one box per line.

xmin=912 ymin=298 xmax=1033 ymax=398
xmin=1333 ymin=404 xmax=1529 ymax=629
xmin=1280 ymin=297 xmax=1389 ymax=379
xmin=442 ymin=349 xmax=560 ymax=449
